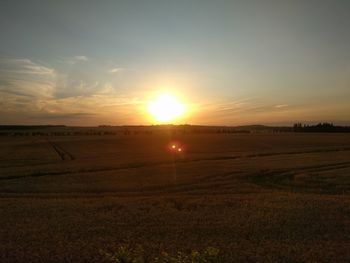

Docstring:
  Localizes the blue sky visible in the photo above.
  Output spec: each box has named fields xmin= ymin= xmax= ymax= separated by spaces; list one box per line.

xmin=1 ymin=0 xmax=349 ymax=125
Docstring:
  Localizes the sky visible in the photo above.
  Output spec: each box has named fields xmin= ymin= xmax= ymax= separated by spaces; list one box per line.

xmin=0 ymin=0 xmax=349 ymax=126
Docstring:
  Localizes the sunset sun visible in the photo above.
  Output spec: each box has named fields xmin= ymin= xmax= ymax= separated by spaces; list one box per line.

xmin=147 ymin=94 xmax=186 ymax=123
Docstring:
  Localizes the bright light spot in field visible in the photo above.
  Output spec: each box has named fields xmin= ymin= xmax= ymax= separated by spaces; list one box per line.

xmin=178 ymin=148 xmax=182 ymax=152
xmin=147 ymin=94 xmax=186 ymax=123
xmin=171 ymin=144 xmax=176 ymax=149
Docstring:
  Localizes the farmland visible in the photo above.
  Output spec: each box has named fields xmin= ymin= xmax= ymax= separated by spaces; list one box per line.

xmin=0 ymin=130 xmax=349 ymax=262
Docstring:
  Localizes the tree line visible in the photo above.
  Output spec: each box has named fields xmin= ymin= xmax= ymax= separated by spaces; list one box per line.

xmin=293 ymin=123 xmax=350 ymax=133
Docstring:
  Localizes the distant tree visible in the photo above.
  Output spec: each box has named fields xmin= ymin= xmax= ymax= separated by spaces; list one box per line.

xmin=293 ymin=122 xmax=350 ymax=133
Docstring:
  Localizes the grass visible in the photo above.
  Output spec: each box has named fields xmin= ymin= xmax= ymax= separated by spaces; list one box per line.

xmin=102 ymin=245 xmax=220 ymax=263
xmin=0 ymin=133 xmax=349 ymax=262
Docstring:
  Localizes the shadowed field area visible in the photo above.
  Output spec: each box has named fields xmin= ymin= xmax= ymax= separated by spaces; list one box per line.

xmin=1 ymin=133 xmax=350 ymax=262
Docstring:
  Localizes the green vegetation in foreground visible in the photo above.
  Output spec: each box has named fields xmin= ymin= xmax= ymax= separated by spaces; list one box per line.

xmin=102 ymin=246 xmax=220 ymax=263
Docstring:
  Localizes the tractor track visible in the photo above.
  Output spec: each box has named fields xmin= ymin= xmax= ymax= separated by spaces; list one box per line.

xmin=249 ymin=161 xmax=350 ymax=193
xmin=1 ymin=160 xmax=349 ymax=197
xmin=0 ymin=146 xmax=349 ymax=182
xmin=47 ymin=139 xmax=75 ymax=160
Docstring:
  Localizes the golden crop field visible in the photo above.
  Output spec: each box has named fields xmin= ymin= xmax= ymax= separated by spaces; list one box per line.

xmin=1 ymin=132 xmax=350 ymax=263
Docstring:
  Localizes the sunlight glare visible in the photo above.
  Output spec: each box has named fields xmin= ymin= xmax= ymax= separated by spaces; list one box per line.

xmin=147 ymin=94 xmax=186 ymax=122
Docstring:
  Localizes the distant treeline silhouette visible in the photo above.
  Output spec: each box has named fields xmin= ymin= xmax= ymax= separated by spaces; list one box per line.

xmin=0 ymin=125 xmax=251 ymax=136
xmin=293 ymin=123 xmax=350 ymax=133
xmin=0 ymin=123 xmax=349 ymax=136
xmin=0 ymin=125 xmax=66 ymax=130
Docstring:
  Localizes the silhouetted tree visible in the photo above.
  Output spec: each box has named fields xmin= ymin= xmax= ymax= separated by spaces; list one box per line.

xmin=293 ymin=123 xmax=350 ymax=133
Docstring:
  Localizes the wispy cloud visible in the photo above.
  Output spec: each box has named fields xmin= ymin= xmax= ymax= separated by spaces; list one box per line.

xmin=275 ymin=104 xmax=288 ymax=108
xmin=31 ymin=112 xmax=96 ymax=120
xmin=0 ymin=57 xmax=56 ymax=99
xmin=0 ymin=56 xmax=145 ymax=124
xmin=73 ymin=55 xmax=89 ymax=62
xmin=59 ymin=55 xmax=89 ymax=64
xmin=193 ymin=99 xmax=297 ymax=125
xmin=108 ymin=67 xmax=125 ymax=74
xmin=54 ymin=79 xmax=103 ymax=99
xmin=0 ymin=58 xmax=55 ymax=76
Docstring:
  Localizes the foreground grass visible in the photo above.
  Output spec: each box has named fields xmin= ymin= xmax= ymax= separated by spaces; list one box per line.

xmin=103 ymin=246 xmax=220 ymax=263
xmin=1 ymin=191 xmax=349 ymax=263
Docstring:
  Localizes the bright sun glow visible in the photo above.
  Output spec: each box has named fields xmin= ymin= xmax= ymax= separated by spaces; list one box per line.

xmin=147 ymin=94 xmax=186 ymax=122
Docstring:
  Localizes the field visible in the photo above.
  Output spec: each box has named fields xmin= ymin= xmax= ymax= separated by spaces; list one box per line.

xmin=0 ymin=131 xmax=350 ymax=262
